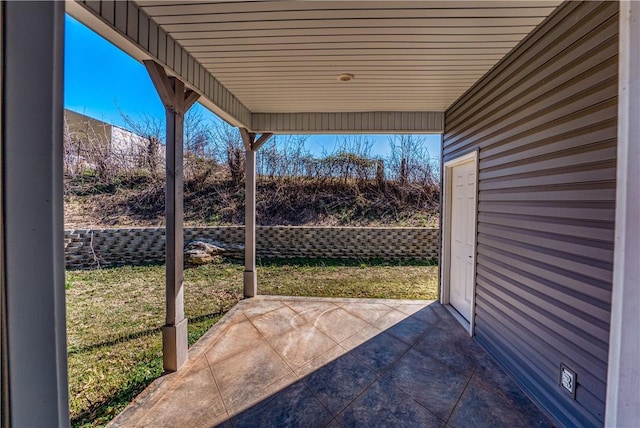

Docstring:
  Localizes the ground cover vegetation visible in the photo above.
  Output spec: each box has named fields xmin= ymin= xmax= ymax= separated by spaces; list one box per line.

xmin=64 ymin=110 xmax=440 ymax=228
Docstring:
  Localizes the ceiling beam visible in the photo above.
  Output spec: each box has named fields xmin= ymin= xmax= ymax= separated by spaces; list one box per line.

xmin=251 ymin=111 xmax=444 ymax=134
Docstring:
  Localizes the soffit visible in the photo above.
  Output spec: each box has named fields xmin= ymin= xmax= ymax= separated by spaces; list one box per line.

xmin=136 ymin=1 xmax=562 ymax=114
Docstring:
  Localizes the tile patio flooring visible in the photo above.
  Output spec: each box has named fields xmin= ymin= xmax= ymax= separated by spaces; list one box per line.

xmin=110 ymin=296 xmax=552 ymax=428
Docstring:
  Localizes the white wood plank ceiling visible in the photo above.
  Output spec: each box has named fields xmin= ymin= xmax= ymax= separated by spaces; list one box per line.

xmin=136 ymin=1 xmax=562 ymax=114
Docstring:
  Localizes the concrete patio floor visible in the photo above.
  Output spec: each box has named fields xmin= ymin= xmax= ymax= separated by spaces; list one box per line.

xmin=109 ymin=296 xmax=552 ymax=428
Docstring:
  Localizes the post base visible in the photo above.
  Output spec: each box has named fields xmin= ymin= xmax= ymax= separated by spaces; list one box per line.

xmin=244 ymin=271 xmax=257 ymax=297
xmin=162 ymin=318 xmax=188 ymax=372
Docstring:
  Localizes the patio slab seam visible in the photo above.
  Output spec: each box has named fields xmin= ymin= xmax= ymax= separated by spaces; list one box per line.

xmin=205 ymin=357 xmax=232 ymax=424
xmin=247 ymin=311 xmax=340 ymax=372
xmin=442 ymin=365 xmax=477 ymax=426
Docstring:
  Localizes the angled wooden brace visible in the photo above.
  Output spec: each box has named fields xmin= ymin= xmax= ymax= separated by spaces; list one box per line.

xmin=144 ymin=60 xmax=199 ymax=114
xmin=240 ymin=127 xmax=274 ymax=152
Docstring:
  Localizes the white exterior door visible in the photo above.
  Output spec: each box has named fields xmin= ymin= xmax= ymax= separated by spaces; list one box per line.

xmin=449 ymin=160 xmax=477 ymax=322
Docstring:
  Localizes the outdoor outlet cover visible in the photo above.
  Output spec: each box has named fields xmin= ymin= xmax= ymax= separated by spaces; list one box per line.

xmin=560 ymin=364 xmax=577 ymax=399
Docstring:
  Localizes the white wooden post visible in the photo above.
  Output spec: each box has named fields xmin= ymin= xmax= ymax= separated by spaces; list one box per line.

xmin=605 ymin=2 xmax=640 ymax=426
xmin=240 ymin=129 xmax=273 ymax=298
xmin=144 ymin=60 xmax=199 ymax=372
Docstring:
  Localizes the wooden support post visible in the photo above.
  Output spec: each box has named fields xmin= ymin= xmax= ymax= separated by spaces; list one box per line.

xmin=244 ymin=148 xmax=257 ymax=297
xmin=240 ymin=129 xmax=273 ymax=298
xmin=144 ymin=60 xmax=199 ymax=372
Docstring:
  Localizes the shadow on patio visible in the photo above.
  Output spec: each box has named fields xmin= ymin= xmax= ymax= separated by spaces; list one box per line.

xmin=109 ymin=297 xmax=552 ymax=427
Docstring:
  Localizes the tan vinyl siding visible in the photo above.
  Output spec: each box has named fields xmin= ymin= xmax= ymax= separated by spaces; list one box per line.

xmin=443 ymin=2 xmax=617 ymax=427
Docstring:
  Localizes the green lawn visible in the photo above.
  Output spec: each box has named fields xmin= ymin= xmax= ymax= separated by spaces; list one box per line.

xmin=66 ymin=259 xmax=438 ymax=427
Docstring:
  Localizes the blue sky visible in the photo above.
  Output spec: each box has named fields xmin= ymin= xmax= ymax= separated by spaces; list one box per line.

xmin=64 ymin=14 xmax=441 ymax=159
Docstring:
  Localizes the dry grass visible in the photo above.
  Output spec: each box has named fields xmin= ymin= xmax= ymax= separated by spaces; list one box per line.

xmin=66 ymin=259 xmax=438 ymax=426
xmin=64 ymin=174 xmax=440 ymax=228
xmin=259 ymin=259 xmax=439 ymax=300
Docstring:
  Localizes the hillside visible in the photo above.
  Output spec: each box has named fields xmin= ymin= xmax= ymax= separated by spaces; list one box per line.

xmin=64 ymin=173 xmax=439 ymax=228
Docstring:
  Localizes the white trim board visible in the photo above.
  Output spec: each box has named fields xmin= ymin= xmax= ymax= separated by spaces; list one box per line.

xmin=440 ymin=150 xmax=479 ymax=336
xmin=605 ymin=2 xmax=640 ymax=426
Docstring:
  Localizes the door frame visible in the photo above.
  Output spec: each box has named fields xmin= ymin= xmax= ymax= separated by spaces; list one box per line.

xmin=440 ymin=149 xmax=479 ymax=336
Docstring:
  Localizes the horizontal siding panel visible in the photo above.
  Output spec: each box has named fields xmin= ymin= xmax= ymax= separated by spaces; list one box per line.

xmin=478 ymin=165 xmax=616 ymax=190
xmin=447 ymin=36 xmax=617 ymax=149
xmin=444 ymin=6 xmax=621 ymax=414
xmin=480 ymin=125 xmax=616 ymax=169
xmin=478 ymin=201 xmax=615 ymax=222
xmin=476 ymin=243 xmax=610 ymax=310
xmin=476 ymin=308 xmax=606 ymax=426
xmin=446 ymin=86 xmax=617 ymax=161
xmin=479 ymin=185 xmax=617 ymax=202
xmin=446 ymin=98 xmax=617 ymax=162
xmin=479 ymin=143 xmax=616 ymax=180
xmin=478 ymin=233 xmax=612 ymax=282
xmin=479 ymin=211 xmax=614 ymax=243
xmin=475 ymin=294 xmax=608 ymax=417
xmin=477 ymin=264 xmax=610 ymax=343
xmin=446 ymin=1 xmax=614 ymax=124
xmin=444 ymin=0 xmax=581 ymax=120
xmin=481 ymin=108 xmax=616 ymax=162
xmin=478 ymin=254 xmax=610 ymax=324
xmin=480 ymin=158 xmax=615 ymax=188
xmin=476 ymin=281 xmax=609 ymax=372
xmin=446 ymin=8 xmax=618 ymax=138
xmin=478 ymin=222 xmax=614 ymax=262
xmin=445 ymin=82 xmax=618 ymax=159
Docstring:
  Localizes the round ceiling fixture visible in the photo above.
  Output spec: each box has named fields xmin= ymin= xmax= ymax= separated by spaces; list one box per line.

xmin=337 ymin=73 xmax=355 ymax=82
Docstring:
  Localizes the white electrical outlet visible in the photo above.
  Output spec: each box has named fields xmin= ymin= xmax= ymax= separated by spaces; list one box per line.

xmin=560 ymin=364 xmax=577 ymax=399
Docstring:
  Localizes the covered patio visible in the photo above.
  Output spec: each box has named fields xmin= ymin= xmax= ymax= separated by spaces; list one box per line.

xmin=109 ymin=297 xmax=550 ymax=427
xmin=2 ymin=1 xmax=639 ymax=427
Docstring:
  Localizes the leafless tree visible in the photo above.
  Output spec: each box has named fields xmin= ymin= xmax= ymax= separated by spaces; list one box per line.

xmin=210 ymin=121 xmax=244 ymax=185
xmin=257 ymin=135 xmax=310 ymax=178
xmin=387 ymin=135 xmax=438 ymax=185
